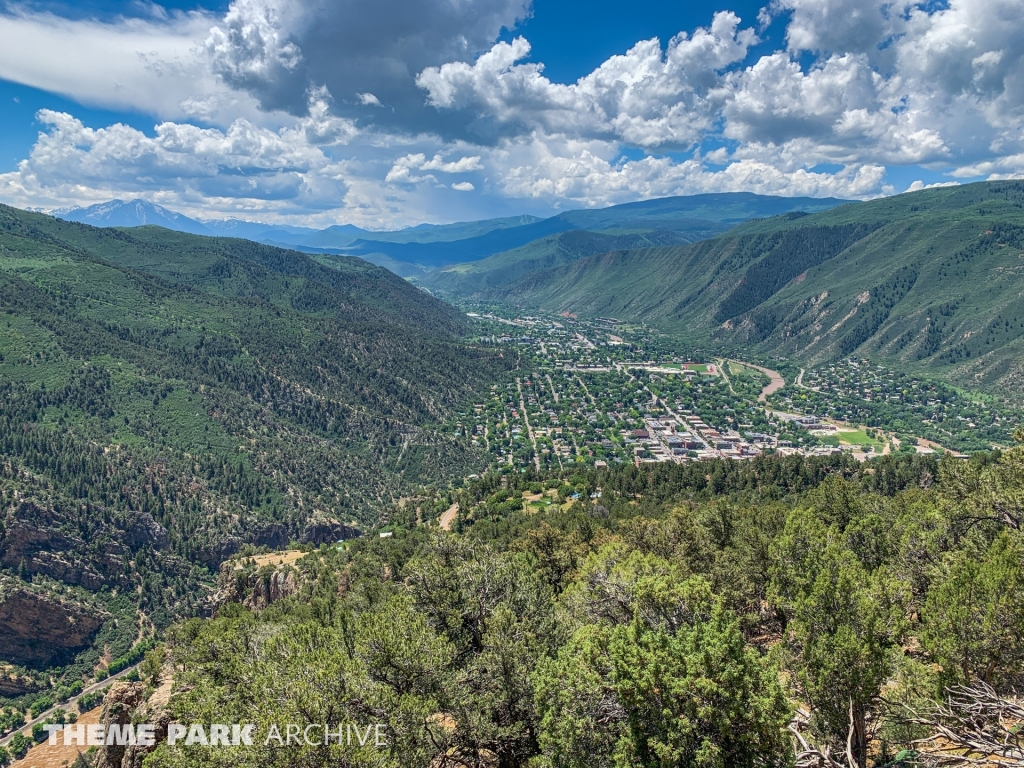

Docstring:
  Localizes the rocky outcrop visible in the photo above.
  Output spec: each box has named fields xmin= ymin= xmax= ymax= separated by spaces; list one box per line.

xmin=0 ymin=665 xmax=42 ymax=697
xmin=0 ymin=501 xmax=130 ymax=590
xmin=301 ymin=520 xmax=361 ymax=544
xmin=215 ymin=561 xmax=300 ymax=609
xmin=246 ymin=568 xmax=299 ymax=610
xmin=0 ymin=519 xmax=104 ymax=589
xmin=94 ymin=681 xmax=171 ymax=768
xmin=95 ymin=682 xmax=147 ymax=768
xmin=124 ymin=513 xmax=169 ymax=551
xmin=196 ymin=523 xmax=290 ymax=568
xmin=0 ymin=580 xmax=107 ymax=667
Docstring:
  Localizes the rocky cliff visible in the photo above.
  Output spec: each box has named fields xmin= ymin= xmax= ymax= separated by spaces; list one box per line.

xmin=0 ymin=579 xmax=107 ymax=667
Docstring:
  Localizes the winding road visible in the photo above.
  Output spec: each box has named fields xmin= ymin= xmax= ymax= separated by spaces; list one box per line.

xmin=0 ymin=663 xmax=142 ymax=748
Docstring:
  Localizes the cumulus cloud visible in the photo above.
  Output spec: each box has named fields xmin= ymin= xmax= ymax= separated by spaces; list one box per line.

xmin=417 ymin=12 xmax=757 ymax=148
xmin=492 ymin=135 xmax=888 ymax=207
xmin=0 ymin=0 xmax=531 ymax=134
xmin=767 ymin=0 xmax=910 ymax=56
xmin=0 ymin=103 xmax=356 ymax=217
xmin=754 ymin=0 xmax=1024 ymax=170
xmin=205 ymin=0 xmax=305 ymax=97
xmin=385 ymin=152 xmax=483 ymax=184
xmin=203 ymin=0 xmax=531 ymax=133
xmin=906 ymin=180 xmax=960 ymax=192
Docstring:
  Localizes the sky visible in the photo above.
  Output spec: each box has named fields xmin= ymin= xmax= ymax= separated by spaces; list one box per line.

xmin=0 ymin=0 xmax=1021 ymax=228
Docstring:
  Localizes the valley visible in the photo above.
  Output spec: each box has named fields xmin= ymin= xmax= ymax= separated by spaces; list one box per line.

xmin=3 ymin=184 xmax=1024 ymax=768
xmin=0 ymin=204 xmax=505 ymax=737
xmin=447 ymin=310 xmax=999 ymax=487
xmin=429 ymin=182 xmax=1024 ymax=399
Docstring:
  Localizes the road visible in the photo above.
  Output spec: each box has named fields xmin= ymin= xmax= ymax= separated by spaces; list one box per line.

xmin=574 ymin=374 xmax=597 ymax=406
xmin=716 ymin=359 xmax=736 ymax=394
xmin=0 ymin=663 xmax=142 ymax=748
xmin=545 ymin=373 xmax=559 ymax=404
xmin=516 ymin=378 xmax=542 ymax=471
xmin=439 ymin=503 xmax=460 ymax=531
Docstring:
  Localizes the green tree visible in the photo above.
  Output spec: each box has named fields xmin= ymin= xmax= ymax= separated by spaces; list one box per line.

xmin=538 ymin=570 xmax=790 ymax=768
xmin=921 ymin=531 xmax=1024 ymax=687
xmin=771 ymin=512 xmax=907 ymax=767
xmin=7 ymin=733 xmax=28 ymax=760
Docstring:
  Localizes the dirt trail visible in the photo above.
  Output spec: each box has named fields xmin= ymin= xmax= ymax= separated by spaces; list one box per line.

xmin=439 ymin=503 xmax=459 ymax=531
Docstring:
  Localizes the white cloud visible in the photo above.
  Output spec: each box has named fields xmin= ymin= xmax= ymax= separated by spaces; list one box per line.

xmin=385 ymin=152 xmax=483 ymax=183
xmin=492 ymin=135 xmax=888 ymax=206
xmin=200 ymin=0 xmax=531 ymax=128
xmin=452 ymin=181 xmax=475 ymax=191
xmin=950 ymin=154 xmax=1024 ymax=179
xmin=768 ymin=0 xmax=909 ymax=57
xmin=0 ymin=6 xmax=266 ymax=125
xmin=417 ymin=12 xmax=757 ymax=149
xmin=420 ymin=155 xmax=484 ymax=172
xmin=205 ymin=0 xmax=305 ymax=95
xmin=0 ymin=105 xmax=355 ymax=218
xmin=906 ymin=180 xmax=960 ymax=192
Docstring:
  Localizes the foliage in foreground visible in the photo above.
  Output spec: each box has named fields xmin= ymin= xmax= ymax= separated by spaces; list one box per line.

xmin=144 ymin=447 xmax=1024 ymax=767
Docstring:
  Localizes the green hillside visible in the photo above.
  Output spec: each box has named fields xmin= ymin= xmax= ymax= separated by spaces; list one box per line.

xmin=418 ymin=229 xmax=696 ymax=294
xmin=457 ymin=181 xmax=1024 ymax=396
xmin=0 ymin=205 xmax=503 ymax=675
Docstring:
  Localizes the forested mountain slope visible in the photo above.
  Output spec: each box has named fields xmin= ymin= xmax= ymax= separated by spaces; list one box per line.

xmin=0 ymin=205 xmax=503 ymax=677
xmin=467 ymin=181 xmax=1024 ymax=395
xmin=418 ymin=229 xmax=697 ymax=294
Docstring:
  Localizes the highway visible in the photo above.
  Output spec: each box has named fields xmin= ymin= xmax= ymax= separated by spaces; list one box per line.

xmin=0 ymin=663 xmax=142 ymax=748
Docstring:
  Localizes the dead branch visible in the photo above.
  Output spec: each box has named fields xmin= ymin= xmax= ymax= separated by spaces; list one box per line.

xmin=896 ymin=681 xmax=1024 ymax=767
xmin=788 ymin=706 xmax=855 ymax=768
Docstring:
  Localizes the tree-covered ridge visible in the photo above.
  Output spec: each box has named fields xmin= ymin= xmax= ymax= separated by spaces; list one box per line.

xmin=418 ymin=229 xmax=699 ymax=295
xmin=134 ymin=446 xmax=1024 ymax=768
xmin=0 ymin=205 xmax=505 ymax=681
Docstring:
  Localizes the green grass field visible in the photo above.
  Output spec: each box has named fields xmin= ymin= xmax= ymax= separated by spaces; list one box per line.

xmin=834 ymin=428 xmax=886 ymax=447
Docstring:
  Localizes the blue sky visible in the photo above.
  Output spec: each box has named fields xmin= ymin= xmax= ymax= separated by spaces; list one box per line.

xmin=0 ymin=0 xmax=1019 ymax=227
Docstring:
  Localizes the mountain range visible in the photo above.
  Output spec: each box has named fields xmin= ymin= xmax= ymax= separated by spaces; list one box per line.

xmin=53 ymin=194 xmax=851 ymax=276
xmin=54 ymin=199 xmax=213 ymax=236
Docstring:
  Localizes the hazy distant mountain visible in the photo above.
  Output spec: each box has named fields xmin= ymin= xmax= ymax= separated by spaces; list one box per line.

xmin=201 ymin=219 xmax=319 ymax=244
xmin=50 ymin=194 xmax=852 ymax=277
xmin=390 ymin=193 xmax=852 ymax=270
xmin=298 ymin=215 xmax=543 ymax=249
xmin=54 ymin=199 xmax=212 ymax=235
